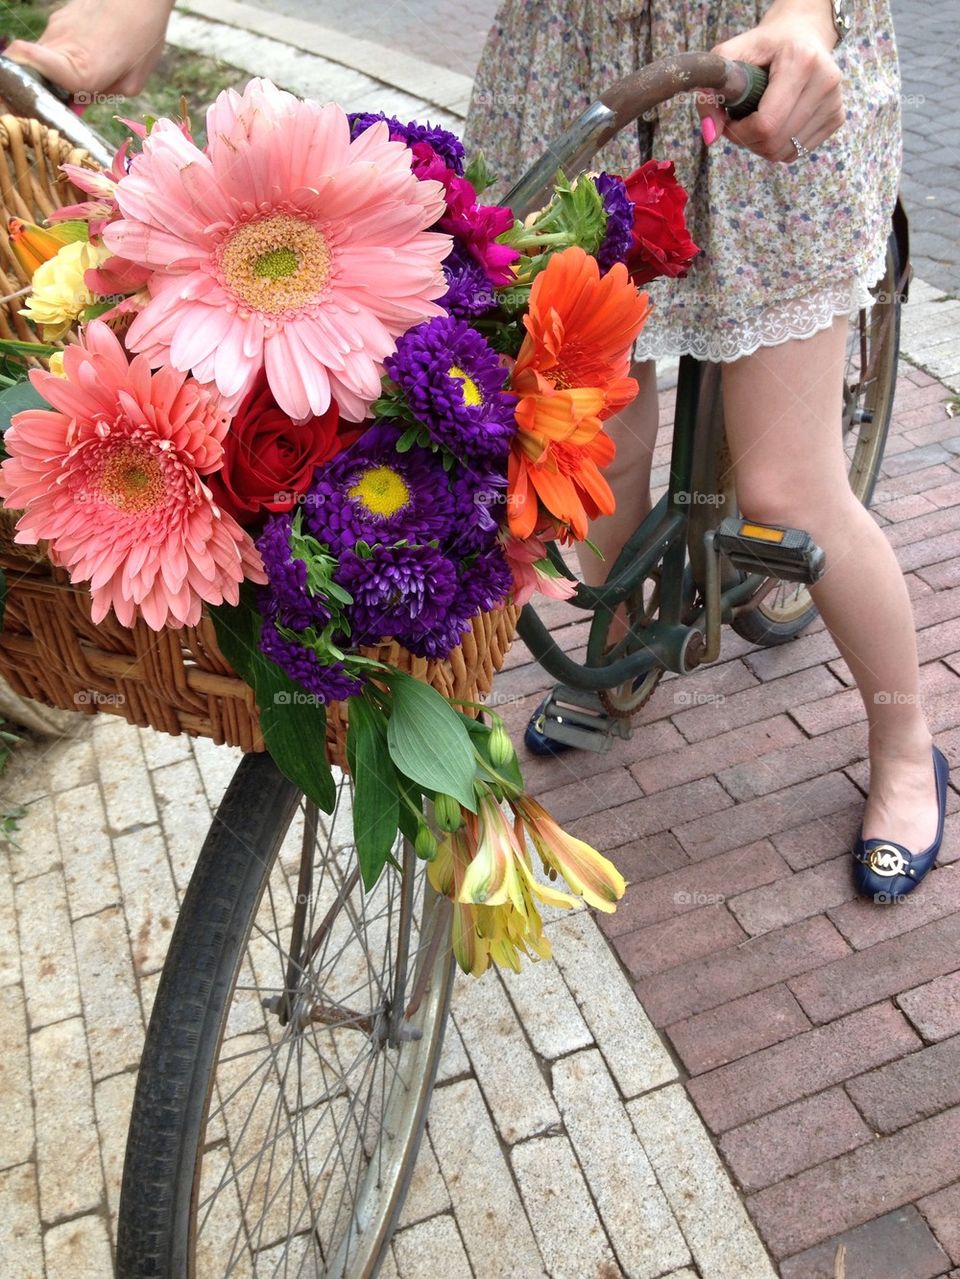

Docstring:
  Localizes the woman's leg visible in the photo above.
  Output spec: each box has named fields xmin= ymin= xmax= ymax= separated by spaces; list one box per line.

xmin=722 ymin=317 xmax=938 ymax=851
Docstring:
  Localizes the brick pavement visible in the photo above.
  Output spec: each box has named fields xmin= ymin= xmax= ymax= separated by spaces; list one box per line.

xmin=500 ymin=360 xmax=960 ymax=1275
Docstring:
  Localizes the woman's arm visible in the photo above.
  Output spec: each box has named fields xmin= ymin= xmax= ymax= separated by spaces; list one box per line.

xmin=5 ymin=0 xmax=176 ymax=97
xmin=699 ymin=0 xmax=845 ymax=162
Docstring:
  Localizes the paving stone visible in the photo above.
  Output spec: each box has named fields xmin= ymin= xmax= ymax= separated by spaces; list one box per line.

xmin=535 ymin=766 xmax=642 ymax=826
xmin=600 ymin=839 xmax=788 ymax=938
xmin=434 ymin=1012 xmax=470 ymax=1084
xmin=827 ymin=862 xmax=960 ymax=950
xmin=396 ymin=1132 xmax=450 ymax=1230
xmin=614 ymin=902 xmax=746 ymax=980
xmin=918 ymin=1181 xmax=960 ymax=1265
xmin=687 ymin=1002 xmax=921 ymax=1134
xmin=113 ymin=823 xmax=180 ymax=976
xmin=742 ymin=633 xmax=843 ymax=683
xmin=635 ymin=915 xmax=850 ymax=1027
xmin=717 ymin=722 xmax=868 ymax=802
xmin=566 ymin=775 xmax=734 ymax=851
xmin=450 ymin=969 xmax=559 ymax=1145
xmin=635 ymin=658 xmax=759 ymax=729
xmin=55 ymin=782 xmax=120 ymax=920
xmin=392 ymin=1214 xmax=473 ymax=1279
xmin=519 ymin=717 xmax=688 ymax=798
xmin=30 ymin=1017 xmax=102 ymax=1221
xmin=510 ymin=1134 xmax=616 ymax=1279
xmin=672 ymin=666 xmax=842 ymax=745
xmin=665 ymin=984 xmax=812 ymax=1077
xmin=628 ymin=1083 xmax=777 ymax=1279
xmin=72 ymin=906 xmax=143 ymax=1081
xmin=789 ymin=910 xmax=960 ymax=1024
xmin=9 ymin=797 xmax=60 ymax=882
xmin=427 ymin=1079 xmax=546 ymax=1279
xmin=897 ymin=970 xmax=960 ymax=1043
xmin=630 ymin=714 xmax=804 ymax=794
xmin=16 ymin=868 xmax=81 ymax=1029
xmin=499 ymin=938 xmax=593 ymax=1062
xmin=547 ymin=910 xmax=676 ymax=1098
xmin=42 ymin=732 xmax=98 ymax=796
xmin=727 ymin=855 xmax=856 ymax=937
xmin=719 ymin=1087 xmax=873 ymax=1192
xmin=673 ymin=773 xmax=864 ymax=862
xmin=138 ymin=725 xmax=192 ymax=770
xmin=0 ymin=1163 xmax=44 ymax=1279
xmin=43 ymin=1213 xmax=114 ymax=1278
xmin=600 ymin=830 xmax=690 ymax=882
xmin=846 ymin=1034 xmax=960 ymax=1134
xmin=0 ymin=858 xmax=20 ymax=988
xmin=190 ymin=735 xmax=245 ymax=810
xmin=552 ymin=1050 xmax=690 ymax=1278
xmin=94 ymin=1070 xmax=135 ymax=1240
xmin=151 ymin=757 xmax=217 ymax=892
xmin=789 ymin=659 xmax=957 ymax=737
xmin=747 ymin=1103 xmax=960 ymax=1258
xmin=0 ymin=986 xmax=33 ymax=1171
xmin=92 ymin=717 xmax=158 ymax=833
xmin=778 ymin=1205 xmax=951 ymax=1279
xmin=771 ymin=803 xmax=865 ymax=871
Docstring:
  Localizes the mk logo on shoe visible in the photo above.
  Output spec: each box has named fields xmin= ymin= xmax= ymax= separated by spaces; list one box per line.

xmin=866 ymin=843 xmax=908 ymax=877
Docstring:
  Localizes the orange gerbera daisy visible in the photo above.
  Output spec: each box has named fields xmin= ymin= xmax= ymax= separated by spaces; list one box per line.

xmin=511 ymin=245 xmax=651 ymax=440
xmin=508 ymin=245 xmax=650 ymax=539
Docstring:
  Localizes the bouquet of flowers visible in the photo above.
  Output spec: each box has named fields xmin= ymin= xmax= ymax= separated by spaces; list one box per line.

xmin=0 ymin=79 xmax=698 ymax=976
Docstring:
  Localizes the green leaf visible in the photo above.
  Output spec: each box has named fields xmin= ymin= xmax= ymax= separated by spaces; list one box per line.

xmin=346 ymin=695 xmax=401 ymax=890
xmin=0 ymin=380 xmax=49 ymax=439
xmin=385 ymin=671 xmax=478 ymax=812
xmin=210 ymin=588 xmax=336 ymax=814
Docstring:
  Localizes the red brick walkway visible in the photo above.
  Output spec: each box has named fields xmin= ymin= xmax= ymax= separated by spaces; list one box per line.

xmin=495 ymin=363 xmax=960 ymax=1279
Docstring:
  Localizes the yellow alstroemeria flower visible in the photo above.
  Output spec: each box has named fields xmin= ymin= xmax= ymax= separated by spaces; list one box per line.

xmin=458 ymin=794 xmax=527 ymax=912
xmin=429 ymin=825 xmax=491 ymax=977
xmin=20 ymin=239 xmax=110 ymax=341
xmin=7 ymin=218 xmax=76 ymax=279
xmin=511 ymin=794 xmax=627 ymax=913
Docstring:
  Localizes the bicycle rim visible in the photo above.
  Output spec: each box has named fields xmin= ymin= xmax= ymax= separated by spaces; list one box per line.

xmin=118 ymin=753 xmax=454 ymax=1279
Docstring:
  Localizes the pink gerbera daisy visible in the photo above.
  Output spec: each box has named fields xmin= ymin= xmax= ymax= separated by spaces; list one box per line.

xmin=104 ymin=79 xmax=452 ymax=422
xmin=0 ymin=322 xmax=264 ymax=631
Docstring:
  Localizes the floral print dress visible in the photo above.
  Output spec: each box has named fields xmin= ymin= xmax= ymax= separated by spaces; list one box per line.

xmin=464 ymin=0 xmax=902 ymax=362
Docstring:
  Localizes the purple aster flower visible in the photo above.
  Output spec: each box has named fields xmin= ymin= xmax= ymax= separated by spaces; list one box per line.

xmin=347 ymin=112 xmax=465 ymax=173
xmin=448 ymin=467 xmax=506 ymax=557
xmin=339 ymin=543 xmax=461 ymax=656
xmin=384 ymin=316 xmax=515 ymax=466
xmin=259 ymin=620 xmax=364 ymax=704
xmin=456 ymin=545 xmax=514 ymax=621
xmin=304 ymin=423 xmax=457 ymax=554
xmin=440 ymin=243 xmax=497 ymax=320
xmin=594 ymin=173 xmax=635 ymax=274
xmin=257 ymin=512 xmax=332 ymax=631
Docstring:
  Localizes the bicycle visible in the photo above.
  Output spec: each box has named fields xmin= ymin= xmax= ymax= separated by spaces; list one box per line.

xmin=0 ymin=49 xmax=905 ymax=1278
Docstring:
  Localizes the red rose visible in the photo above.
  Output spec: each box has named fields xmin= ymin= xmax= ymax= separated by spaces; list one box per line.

xmin=623 ymin=160 xmax=700 ymax=286
xmin=207 ymin=373 xmax=347 ymax=525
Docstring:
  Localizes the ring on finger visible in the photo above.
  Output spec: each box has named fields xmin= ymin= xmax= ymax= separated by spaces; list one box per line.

xmin=790 ymin=135 xmax=811 ymax=163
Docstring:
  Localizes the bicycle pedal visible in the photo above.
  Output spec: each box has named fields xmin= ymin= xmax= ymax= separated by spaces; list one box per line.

xmin=536 ymin=686 xmax=632 ymax=754
xmin=713 ymin=516 xmax=826 ymax=584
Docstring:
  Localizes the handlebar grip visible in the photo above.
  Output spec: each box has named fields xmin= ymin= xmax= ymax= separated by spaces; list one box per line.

xmin=724 ymin=61 xmax=769 ymax=119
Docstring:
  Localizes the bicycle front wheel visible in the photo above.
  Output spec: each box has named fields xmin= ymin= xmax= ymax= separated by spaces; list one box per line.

xmin=117 ymin=751 xmax=454 ymax=1278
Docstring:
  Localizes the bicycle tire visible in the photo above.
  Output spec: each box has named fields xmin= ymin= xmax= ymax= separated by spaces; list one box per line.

xmin=731 ymin=226 xmax=902 ymax=647
xmin=117 ymin=751 xmax=454 ymax=1279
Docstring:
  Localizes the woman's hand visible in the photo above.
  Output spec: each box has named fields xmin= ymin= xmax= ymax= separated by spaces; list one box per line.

xmin=698 ymin=0 xmax=844 ymax=163
xmin=5 ymin=0 xmax=175 ymax=97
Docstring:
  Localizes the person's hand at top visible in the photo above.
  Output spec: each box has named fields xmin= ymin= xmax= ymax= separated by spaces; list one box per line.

xmin=698 ymin=0 xmax=844 ymax=163
xmin=5 ymin=0 xmax=175 ymax=97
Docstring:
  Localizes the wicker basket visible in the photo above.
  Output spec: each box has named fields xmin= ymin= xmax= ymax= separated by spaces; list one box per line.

xmin=0 ymin=117 xmax=519 ymax=760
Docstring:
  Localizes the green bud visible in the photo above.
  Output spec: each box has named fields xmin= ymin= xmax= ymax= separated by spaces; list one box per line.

xmin=487 ymin=721 xmax=515 ymax=768
xmin=434 ymin=793 xmax=463 ymax=833
xmin=414 ymin=824 xmax=439 ymax=861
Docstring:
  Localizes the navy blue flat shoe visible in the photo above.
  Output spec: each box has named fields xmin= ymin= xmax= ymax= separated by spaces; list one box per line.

xmin=853 ymin=745 xmax=950 ymax=903
xmin=524 ymin=696 xmax=575 ymax=756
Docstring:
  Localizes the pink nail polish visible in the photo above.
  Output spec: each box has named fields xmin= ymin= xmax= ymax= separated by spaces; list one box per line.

xmin=701 ymin=117 xmax=717 ymax=146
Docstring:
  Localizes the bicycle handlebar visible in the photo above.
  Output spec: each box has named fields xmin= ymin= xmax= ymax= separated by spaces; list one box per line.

xmin=503 ymin=53 xmax=768 ymax=218
xmin=0 ymin=56 xmax=113 ymax=168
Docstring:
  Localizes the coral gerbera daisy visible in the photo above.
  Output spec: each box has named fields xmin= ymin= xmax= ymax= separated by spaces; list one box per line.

xmin=507 ymin=428 xmax=617 ymax=542
xmin=0 ymin=322 xmax=263 ymax=630
xmin=104 ymin=79 xmax=452 ymax=423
